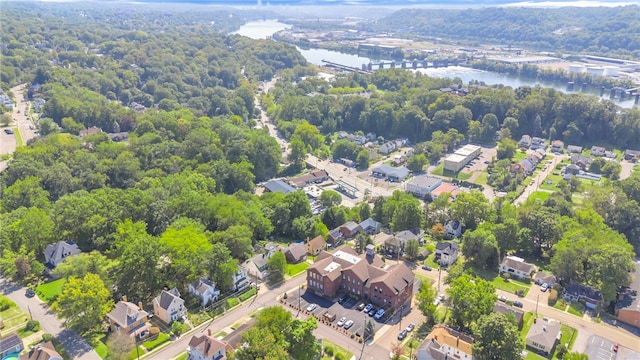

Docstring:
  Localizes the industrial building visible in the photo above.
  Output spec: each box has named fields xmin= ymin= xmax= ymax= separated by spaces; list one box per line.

xmin=443 ymin=144 xmax=481 ymax=172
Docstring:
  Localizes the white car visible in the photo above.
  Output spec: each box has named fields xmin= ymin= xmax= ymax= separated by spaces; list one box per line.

xmin=433 ymin=298 xmax=440 ymax=306
xmin=363 ymin=304 xmax=373 ymax=313
xmin=374 ymin=309 xmax=385 ymax=320
xmin=541 ymin=283 xmax=549 ymax=292
xmin=343 ymin=320 xmax=354 ymax=329
xmin=337 ymin=317 xmax=347 ymax=327
xmin=306 ymin=304 xmax=317 ymax=312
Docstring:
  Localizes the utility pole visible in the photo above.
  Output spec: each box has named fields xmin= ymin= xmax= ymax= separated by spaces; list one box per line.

xmin=536 ymin=293 xmax=540 ymax=317
xmin=297 ymin=284 xmax=302 ymax=317
xmin=437 ymin=267 xmax=441 ymax=292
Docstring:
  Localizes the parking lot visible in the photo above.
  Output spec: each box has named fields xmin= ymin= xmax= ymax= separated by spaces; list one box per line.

xmin=585 ymin=335 xmax=617 ymax=360
xmin=286 ymin=290 xmax=383 ymax=338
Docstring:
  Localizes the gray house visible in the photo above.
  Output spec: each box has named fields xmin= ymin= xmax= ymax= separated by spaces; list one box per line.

xmin=43 ymin=240 xmax=81 ymax=273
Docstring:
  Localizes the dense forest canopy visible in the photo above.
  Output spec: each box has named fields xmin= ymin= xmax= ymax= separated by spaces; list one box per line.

xmin=377 ymin=6 xmax=640 ymax=58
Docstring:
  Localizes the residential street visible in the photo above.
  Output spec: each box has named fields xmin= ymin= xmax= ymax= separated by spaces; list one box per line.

xmin=0 ymin=276 xmax=101 ymax=360
xmin=149 ymin=274 xmax=388 ymax=360
xmin=514 ymin=152 xmax=566 ymax=205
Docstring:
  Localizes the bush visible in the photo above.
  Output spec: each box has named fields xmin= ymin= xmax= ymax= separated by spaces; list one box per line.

xmin=335 ymin=353 xmax=346 ymax=360
xmin=324 ymin=345 xmax=334 ymax=356
xmin=42 ymin=333 xmax=53 ymax=342
xmin=226 ymin=297 xmax=240 ymax=308
xmin=239 ymin=288 xmax=257 ymax=301
xmin=24 ymin=320 xmax=40 ymax=332
xmin=548 ymin=289 xmax=558 ymax=306
xmin=0 ymin=296 xmax=15 ymax=311
xmin=142 ymin=332 xmax=169 ymax=351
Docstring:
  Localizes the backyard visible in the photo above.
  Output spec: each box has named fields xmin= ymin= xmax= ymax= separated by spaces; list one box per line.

xmin=286 ymin=262 xmax=310 ymax=277
xmin=0 ymin=295 xmax=29 ymax=331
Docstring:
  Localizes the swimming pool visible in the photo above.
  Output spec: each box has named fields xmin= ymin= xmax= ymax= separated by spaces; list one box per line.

xmin=2 ymin=353 xmax=19 ymax=360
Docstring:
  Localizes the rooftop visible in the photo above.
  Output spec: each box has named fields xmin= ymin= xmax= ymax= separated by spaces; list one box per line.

xmin=407 ymin=176 xmax=441 ymax=188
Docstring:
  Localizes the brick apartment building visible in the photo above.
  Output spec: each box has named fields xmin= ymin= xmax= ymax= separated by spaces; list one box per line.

xmin=306 ymin=245 xmax=415 ymax=311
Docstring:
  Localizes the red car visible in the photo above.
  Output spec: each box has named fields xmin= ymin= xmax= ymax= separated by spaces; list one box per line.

xmin=614 ymin=343 xmax=619 ymax=352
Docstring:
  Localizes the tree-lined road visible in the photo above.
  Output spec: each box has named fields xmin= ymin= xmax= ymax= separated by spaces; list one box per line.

xmin=0 ymin=276 xmax=101 ymax=360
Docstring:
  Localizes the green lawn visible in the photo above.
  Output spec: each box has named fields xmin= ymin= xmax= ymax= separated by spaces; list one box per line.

xmin=553 ymin=300 xmax=568 ymax=312
xmin=215 ymin=331 xmax=228 ymax=338
xmin=520 ymin=312 xmax=534 ymax=342
xmin=14 ymin=128 xmax=24 ymax=147
xmin=430 ymin=164 xmax=444 ymax=176
xmin=128 ymin=346 xmax=144 ymax=360
xmin=422 ymin=253 xmax=440 ymax=268
xmin=567 ymin=302 xmax=585 ymax=317
xmin=286 ymin=262 xmax=309 ymax=277
xmin=457 ymin=171 xmax=472 ymax=180
xmin=239 ymin=288 xmax=257 ymax=301
xmin=0 ymin=297 xmax=29 ymax=330
xmin=540 ymin=174 xmax=563 ymax=191
xmin=36 ymin=278 xmax=67 ymax=304
xmin=90 ymin=336 xmax=108 ymax=359
xmin=478 ymin=272 xmax=531 ymax=297
xmin=552 ymin=325 xmax=577 ymax=360
xmin=226 ymin=297 xmax=240 ymax=308
xmin=143 ymin=332 xmax=170 ymax=351
xmin=527 ymin=191 xmax=550 ymax=204
xmin=475 ymin=171 xmax=488 ymax=185
xmin=321 ymin=339 xmax=353 ymax=360
xmin=514 ymin=150 xmax=528 ymax=161
xmin=173 ymin=352 xmax=188 ymax=360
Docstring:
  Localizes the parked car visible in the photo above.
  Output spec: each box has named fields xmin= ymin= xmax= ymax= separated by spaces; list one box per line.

xmin=368 ymin=308 xmax=376 ymax=316
xmin=306 ymin=304 xmax=317 ymax=312
xmin=25 ymin=289 xmax=35 ymax=298
xmin=438 ymin=294 xmax=445 ymax=301
xmin=397 ymin=330 xmax=408 ymax=340
xmin=364 ymin=304 xmax=373 ymax=313
xmin=433 ymin=298 xmax=440 ymax=306
xmin=540 ymin=283 xmax=549 ymax=292
xmin=338 ymin=295 xmax=348 ymax=304
xmin=374 ymin=309 xmax=385 ymax=320
xmin=337 ymin=317 xmax=347 ymax=327
xmin=614 ymin=343 xmax=619 ymax=352
xmin=421 ymin=265 xmax=432 ymax=271
xmin=344 ymin=320 xmax=354 ymax=329
xmin=357 ymin=303 xmax=366 ymax=311
xmin=4 ymin=129 xmax=14 ymax=134
xmin=405 ymin=323 xmax=415 ymax=332
xmin=512 ymin=301 xmax=523 ymax=308
xmin=499 ymin=295 xmax=508 ymax=302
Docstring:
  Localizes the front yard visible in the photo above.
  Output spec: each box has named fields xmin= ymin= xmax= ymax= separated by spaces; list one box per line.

xmin=476 ymin=270 xmax=531 ymax=297
xmin=36 ymin=278 xmax=67 ymax=304
xmin=286 ymin=262 xmax=310 ymax=277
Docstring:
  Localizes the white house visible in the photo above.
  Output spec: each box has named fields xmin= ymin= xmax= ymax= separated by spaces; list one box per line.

xmin=188 ymin=278 xmax=221 ymax=307
xmin=187 ymin=330 xmax=229 ymax=360
xmin=43 ymin=240 xmax=82 ymax=274
xmin=417 ymin=325 xmax=474 ymax=360
xmin=152 ymin=288 xmax=187 ymax=324
xmin=500 ymin=256 xmax=536 ymax=280
xmin=435 ymin=242 xmax=458 ymax=266
xmin=232 ymin=267 xmax=249 ymax=292
xmin=444 ymin=220 xmax=462 ymax=239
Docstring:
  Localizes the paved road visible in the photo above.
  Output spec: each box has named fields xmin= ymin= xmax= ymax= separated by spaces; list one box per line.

xmin=149 ymin=273 xmax=388 ymax=360
xmin=0 ymin=84 xmax=38 ymax=158
xmin=0 ymin=276 xmax=101 ymax=360
xmin=514 ymin=152 xmax=566 ymax=205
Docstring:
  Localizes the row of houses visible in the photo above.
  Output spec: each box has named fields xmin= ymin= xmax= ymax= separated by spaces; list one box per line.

xmin=519 ymin=135 xmax=546 ymax=150
xmin=510 ymin=149 xmax=546 ymax=176
xmin=417 ymin=315 xmax=562 ymax=359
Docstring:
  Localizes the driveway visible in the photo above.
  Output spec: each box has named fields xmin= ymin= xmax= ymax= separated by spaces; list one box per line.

xmin=0 ymin=276 xmax=100 ymax=360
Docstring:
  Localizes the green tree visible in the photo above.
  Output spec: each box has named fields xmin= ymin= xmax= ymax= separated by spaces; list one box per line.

xmin=286 ymin=317 xmax=321 ymax=360
xmin=267 ymin=251 xmax=287 ymax=282
xmin=234 ymin=328 xmax=289 ymax=360
xmin=209 ymin=225 xmax=253 ymax=261
xmin=416 ymin=281 xmax=437 ymax=324
xmin=461 ymin=229 xmax=500 ymax=270
xmin=406 ymin=154 xmax=428 ymax=173
xmin=207 ymin=243 xmax=239 ymax=293
xmin=51 ymin=273 xmax=113 ymax=334
xmin=391 ymin=197 xmax=422 ymax=231
xmin=320 ymin=190 xmax=342 ymax=207
xmin=563 ymin=352 xmax=589 ymax=360
xmin=447 ymin=274 xmax=497 ymax=328
xmin=354 ymin=232 xmax=373 ymax=254
xmin=52 ymin=251 xmax=116 ymax=290
xmin=2 ymin=176 xmax=50 ymax=211
xmin=160 ymin=222 xmax=213 ymax=284
xmin=111 ymin=220 xmax=166 ymax=303
xmin=404 ymin=238 xmax=420 ymax=260
xmin=449 ymin=191 xmax=496 ymax=230
xmin=106 ymin=333 xmax=135 ymax=360
xmin=472 ymin=313 xmax=523 ymax=360
xmin=289 ymin=137 xmax=307 ymax=166
xmin=356 ymin=149 xmax=370 ymax=170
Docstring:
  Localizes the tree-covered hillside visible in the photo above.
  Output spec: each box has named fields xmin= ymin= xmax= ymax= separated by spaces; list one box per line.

xmin=378 ymin=6 xmax=640 ymax=58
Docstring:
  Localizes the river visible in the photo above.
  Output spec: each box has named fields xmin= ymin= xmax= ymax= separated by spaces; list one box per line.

xmin=232 ymin=20 xmax=637 ymax=108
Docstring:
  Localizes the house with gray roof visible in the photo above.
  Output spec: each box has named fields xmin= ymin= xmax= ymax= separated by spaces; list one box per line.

xmin=43 ymin=240 xmax=81 ymax=273
xmin=526 ymin=318 xmax=561 ymax=355
xmin=359 ymin=217 xmax=381 ymax=235
xmin=567 ymin=145 xmax=583 ymax=154
xmin=494 ymin=302 xmax=525 ymax=329
xmin=187 ymin=331 xmax=230 ymax=360
xmin=188 ymin=278 xmax=220 ymax=307
xmin=500 ymin=256 xmax=536 ymax=280
xmin=435 ymin=241 xmax=458 ymax=266
xmin=591 ymin=146 xmax=607 ymax=157
xmin=339 ymin=221 xmax=362 ymax=238
xmin=406 ymin=176 xmax=442 ymax=199
xmin=106 ymin=298 xmax=150 ymax=339
xmin=0 ymin=333 xmax=23 ymax=359
xmin=152 ymin=288 xmax=186 ymax=324
xmin=616 ymin=261 xmax=640 ymax=328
